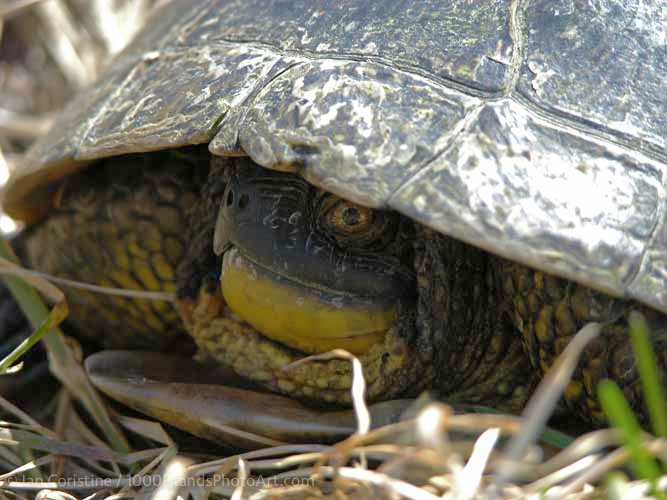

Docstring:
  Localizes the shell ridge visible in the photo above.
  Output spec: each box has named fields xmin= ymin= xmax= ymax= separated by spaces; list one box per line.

xmin=211 ymin=58 xmax=307 ymax=155
xmin=185 ymin=37 xmax=667 ymax=168
xmin=511 ymin=93 xmax=667 ymax=166
xmin=386 ymin=103 xmax=487 ymax=206
xmin=183 ymin=38 xmax=497 ymax=99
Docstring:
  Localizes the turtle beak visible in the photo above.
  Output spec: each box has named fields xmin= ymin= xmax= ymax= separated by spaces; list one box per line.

xmin=85 ymin=351 xmax=413 ymax=449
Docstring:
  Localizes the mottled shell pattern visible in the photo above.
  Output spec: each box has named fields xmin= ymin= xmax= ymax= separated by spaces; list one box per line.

xmin=4 ymin=0 xmax=667 ymax=314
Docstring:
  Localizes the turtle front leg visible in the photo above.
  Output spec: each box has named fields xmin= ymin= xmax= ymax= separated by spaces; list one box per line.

xmin=24 ymin=147 xmax=209 ymax=350
xmin=498 ymin=261 xmax=667 ymax=424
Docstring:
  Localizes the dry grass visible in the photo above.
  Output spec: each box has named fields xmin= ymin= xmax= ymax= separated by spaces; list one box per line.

xmin=0 ymin=313 xmax=666 ymax=499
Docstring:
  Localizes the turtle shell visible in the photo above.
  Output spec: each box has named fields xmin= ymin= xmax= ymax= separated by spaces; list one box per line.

xmin=4 ymin=0 xmax=667 ymax=314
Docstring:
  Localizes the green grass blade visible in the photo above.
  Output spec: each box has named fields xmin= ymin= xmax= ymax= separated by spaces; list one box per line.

xmin=629 ymin=311 xmax=667 ymax=440
xmin=598 ymin=379 xmax=663 ymax=494
xmin=0 ymin=301 xmax=65 ymax=374
xmin=0 ymin=238 xmax=130 ymax=454
xmin=539 ymin=427 xmax=575 ymax=450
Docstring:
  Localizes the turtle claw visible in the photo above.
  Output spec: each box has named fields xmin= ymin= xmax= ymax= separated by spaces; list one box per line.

xmin=85 ymin=351 xmax=413 ymax=449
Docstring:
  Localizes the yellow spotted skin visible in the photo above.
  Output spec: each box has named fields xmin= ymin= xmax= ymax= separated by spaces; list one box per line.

xmin=186 ymin=286 xmax=429 ymax=405
xmin=25 ymin=148 xmax=208 ymax=349
xmin=498 ymin=260 xmax=667 ymax=423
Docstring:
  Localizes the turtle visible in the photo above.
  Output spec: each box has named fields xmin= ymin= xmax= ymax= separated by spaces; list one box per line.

xmin=3 ymin=0 xmax=667 ymax=446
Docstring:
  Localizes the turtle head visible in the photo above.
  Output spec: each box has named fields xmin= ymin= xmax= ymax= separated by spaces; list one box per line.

xmin=212 ymin=160 xmax=414 ymax=355
xmin=176 ymin=158 xmax=426 ymax=405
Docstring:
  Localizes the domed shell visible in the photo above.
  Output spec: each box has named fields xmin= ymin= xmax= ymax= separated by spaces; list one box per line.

xmin=4 ymin=0 xmax=667 ymax=314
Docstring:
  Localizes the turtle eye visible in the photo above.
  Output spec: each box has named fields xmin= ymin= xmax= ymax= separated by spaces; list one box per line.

xmin=325 ymin=200 xmax=374 ymax=236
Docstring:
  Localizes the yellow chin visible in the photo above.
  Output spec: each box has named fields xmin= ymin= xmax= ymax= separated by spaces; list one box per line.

xmin=220 ymin=249 xmax=396 ymax=355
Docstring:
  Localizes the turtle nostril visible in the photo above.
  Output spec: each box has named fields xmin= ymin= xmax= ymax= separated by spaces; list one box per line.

xmin=238 ymin=193 xmax=250 ymax=209
xmin=226 ymin=190 xmax=235 ymax=207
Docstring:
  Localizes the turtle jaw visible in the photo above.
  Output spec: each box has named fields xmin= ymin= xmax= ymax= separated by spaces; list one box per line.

xmin=220 ymin=247 xmax=396 ymax=356
xmin=176 ymin=267 xmax=425 ymax=406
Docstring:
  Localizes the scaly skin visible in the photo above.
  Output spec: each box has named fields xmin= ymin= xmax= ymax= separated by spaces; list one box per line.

xmin=498 ymin=261 xmax=667 ymax=422
xmin=412 ymin=228 xmax=537 ymax=412
xmin=23 ymin=147 xmax=666 ymax=423
xmin=26 ymin=147 xmax=208 ymax=349
xmin=185 ymin=285 xmax=424 ymax=404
